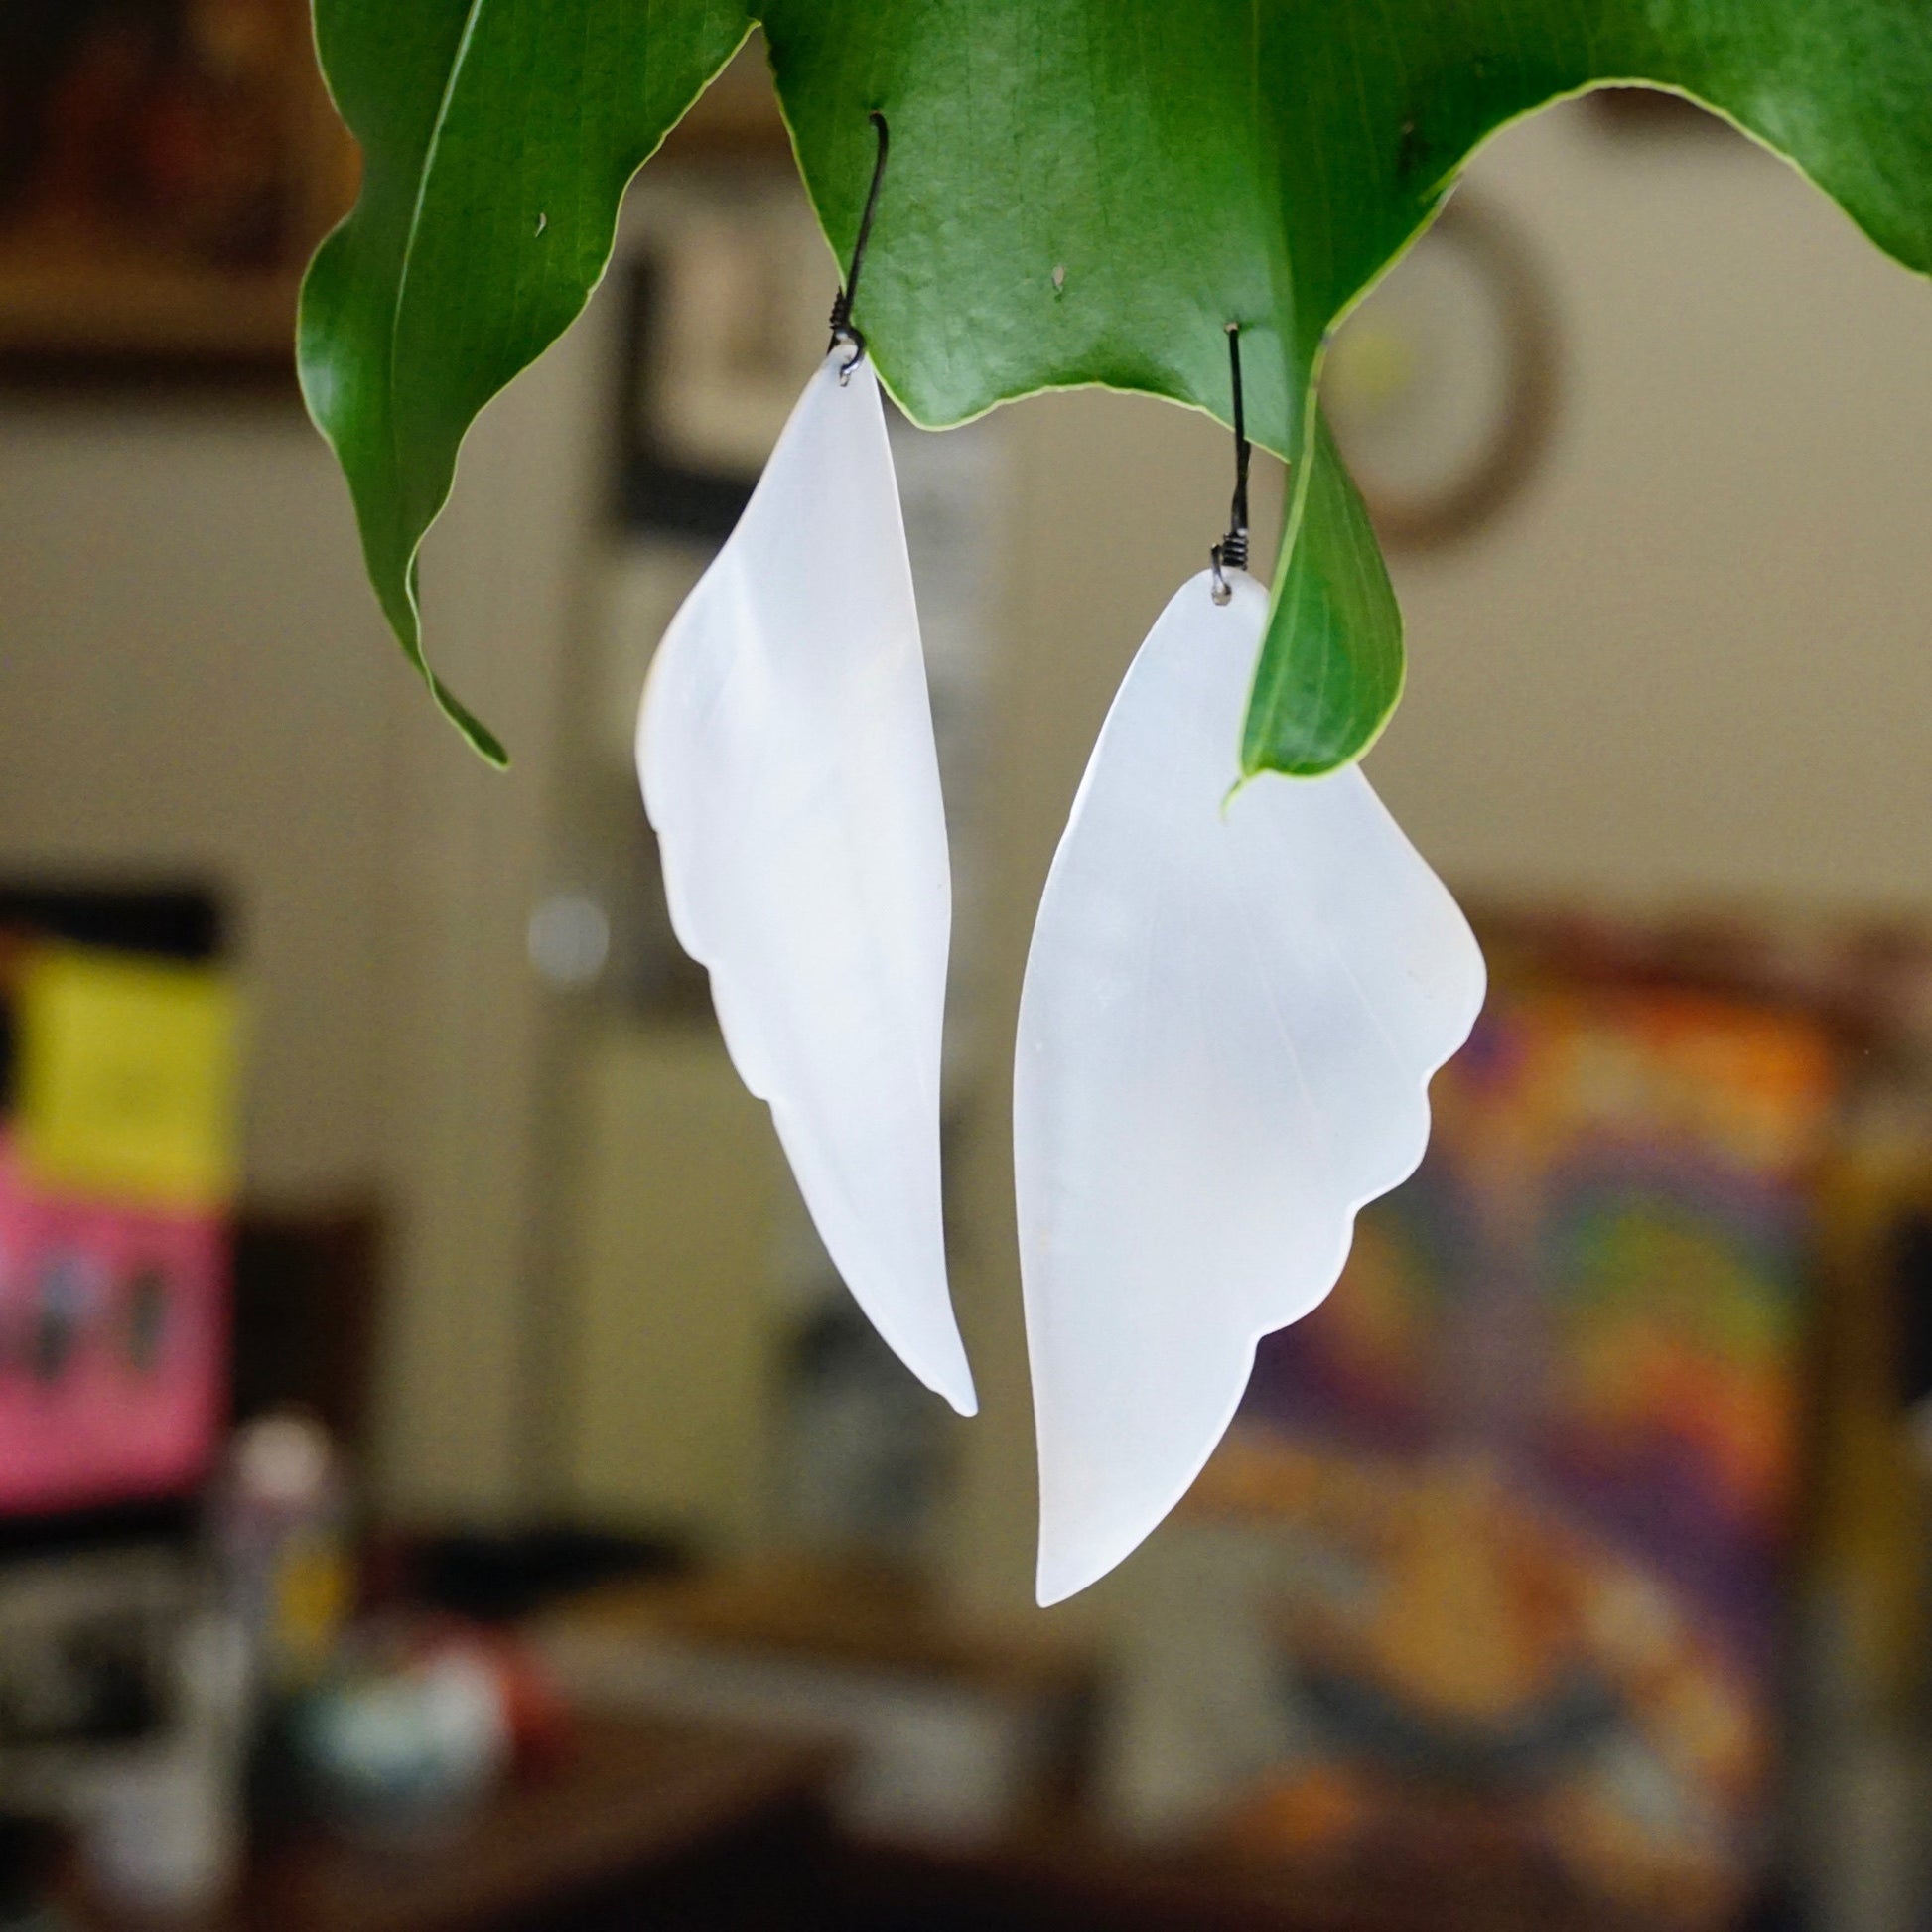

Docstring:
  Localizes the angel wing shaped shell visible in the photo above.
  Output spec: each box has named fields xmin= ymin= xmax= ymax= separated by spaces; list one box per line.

xmin=1017 ymin=568 xmax=1484 ymax=1602
xmin=638 ymin=350 xmax=975 ymax=1416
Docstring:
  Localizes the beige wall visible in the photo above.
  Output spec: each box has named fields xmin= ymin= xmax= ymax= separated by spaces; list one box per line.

xmin=0 ymin=398 xmax=395 ymax=1202
xmin=365 ymin=327 xmax=604 ymax=1522
xmin=1377 ymin=104 xmax=1932 ymax=913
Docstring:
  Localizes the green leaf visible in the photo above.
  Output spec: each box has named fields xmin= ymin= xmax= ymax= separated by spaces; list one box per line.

xmin=299 ymin=0 xmax=754 ymax=762
xmin=302 ymin=0 xmax=1932 ymax=773
xmin=1243 ymin=410 xmax=1403 ymax=777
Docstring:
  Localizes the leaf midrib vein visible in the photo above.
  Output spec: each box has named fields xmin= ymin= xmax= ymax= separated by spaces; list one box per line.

xmin=388 ymin=0 xmax=491 ymax=501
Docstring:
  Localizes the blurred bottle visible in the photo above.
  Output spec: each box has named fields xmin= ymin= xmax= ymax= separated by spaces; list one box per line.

xmin=78 ymin=1612 xmax=248 ymax=1920
xmin=210 ymin=1412 xmax=352 ymax=1705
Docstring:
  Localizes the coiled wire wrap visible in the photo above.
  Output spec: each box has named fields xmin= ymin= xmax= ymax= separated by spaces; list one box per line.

xmin=1209 ymin=322 xmax=1252 ymax=605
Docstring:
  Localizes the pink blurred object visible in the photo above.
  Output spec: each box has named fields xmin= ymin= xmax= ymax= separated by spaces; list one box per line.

xmin=0 ymin=1133 xmax=227 ymax=1512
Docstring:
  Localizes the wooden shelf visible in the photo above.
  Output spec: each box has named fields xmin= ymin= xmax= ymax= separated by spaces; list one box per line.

xmin=71 ymin=1714 xmax=839 ymax=1932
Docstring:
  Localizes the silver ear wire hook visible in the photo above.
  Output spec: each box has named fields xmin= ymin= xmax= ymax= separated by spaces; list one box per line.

xmin=1209 ymin=322 xmax=1251 ymax=604
xmin=828 ymin=111 xmax=890 ymax=383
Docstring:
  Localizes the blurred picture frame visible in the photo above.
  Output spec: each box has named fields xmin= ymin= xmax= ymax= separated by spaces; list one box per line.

xmin=614 ymin=182 xmax=830 ymax=541
xmin=0 ymin=0 xmax=355 ymax=373
xmin=1324 ymin=189 xmax=1560 ymax=550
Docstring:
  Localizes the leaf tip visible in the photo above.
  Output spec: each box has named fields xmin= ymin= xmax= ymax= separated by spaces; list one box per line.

xmin=428 ymin=672 xmax=510 ymax=768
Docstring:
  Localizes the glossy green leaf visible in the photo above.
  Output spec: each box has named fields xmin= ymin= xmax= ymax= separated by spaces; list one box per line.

xmin=299 ymin=0 xmax=752 ymax=761
xmin=1244 ymin=412 xmax=1404 ymax=776
xmin=301 ymin=0 xmax=1932 ymax=772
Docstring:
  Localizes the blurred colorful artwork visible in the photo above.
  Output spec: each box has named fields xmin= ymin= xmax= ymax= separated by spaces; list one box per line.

xmin=0 ymin=1136 xmax=227 ymax=1511
xmin=0 ymin=937 xmax=236 ymax=1514
xmin=1136 ymin=967 xmax=1839 ymax=1928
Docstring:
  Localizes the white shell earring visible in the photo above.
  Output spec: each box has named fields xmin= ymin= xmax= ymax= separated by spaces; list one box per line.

xmin=1017 ymin=329 xmax=1485 ymax=1602
xmin=636 ymin=116 xmax=976 ymax=1417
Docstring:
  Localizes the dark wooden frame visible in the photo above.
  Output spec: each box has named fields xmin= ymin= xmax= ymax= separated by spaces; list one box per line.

xmin=0 ymin=0 xmax=355 ymax=374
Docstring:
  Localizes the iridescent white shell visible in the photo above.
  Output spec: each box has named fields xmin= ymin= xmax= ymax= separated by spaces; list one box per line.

xmin=1017 ymin=568 xmax=1484 ymax=1602
xmin=638 ymin=351 xmax=975 ymax=1416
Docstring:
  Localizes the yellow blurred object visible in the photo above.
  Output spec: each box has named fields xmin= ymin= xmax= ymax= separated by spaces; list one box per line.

xmin=15 ymin=943 xmax=240 ymax=1210
xmin=1325 ymin=319 xmax=1418 ymax=417
xmin=275 ymin=1530 xmax=353 ymax=1681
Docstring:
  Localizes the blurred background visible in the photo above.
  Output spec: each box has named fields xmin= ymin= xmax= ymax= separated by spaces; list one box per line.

xmin=3 ymin=9 xmax=1932 ymax=1929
